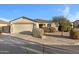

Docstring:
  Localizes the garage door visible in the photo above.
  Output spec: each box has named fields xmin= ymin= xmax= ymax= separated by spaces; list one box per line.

xmin=13 ymin=23 xmax=34 ymax=33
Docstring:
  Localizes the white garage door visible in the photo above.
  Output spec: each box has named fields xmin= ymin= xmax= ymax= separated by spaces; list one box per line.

xmin=13 ymin=23 xmax=34 ymax=33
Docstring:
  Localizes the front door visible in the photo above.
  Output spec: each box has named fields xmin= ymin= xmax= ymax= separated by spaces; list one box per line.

xmin=39 ymin=24 xmax=43 ymax=28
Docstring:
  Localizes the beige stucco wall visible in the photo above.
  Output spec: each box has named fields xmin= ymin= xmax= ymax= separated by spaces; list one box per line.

xmin=51 ymin=23 xmax=58 ymax=31
xmin=0 ymin=24 xmax=8 ymax=27
xmin=35 ymin=23 xmax=39 ymax=28
xmin=51 ymin=23 xmax=56 ymax=27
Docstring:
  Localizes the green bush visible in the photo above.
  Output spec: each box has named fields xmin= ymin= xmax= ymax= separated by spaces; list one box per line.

xmin=70 ymin=28 xmax=79 ymax=39
xmin=50 ymin=27 xmax=56 ymax=32
xmin=42 ymin=27 xmax=49 ymax=33
xmin=58 ymin=25 xmax=72 ymax=32
xmin=42 ymin=27 xmax=56 ymax=33
xmin=32 ymin=28 xmax=44 ymax=38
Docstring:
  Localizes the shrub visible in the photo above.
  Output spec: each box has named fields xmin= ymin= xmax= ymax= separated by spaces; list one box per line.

xmin=32 ymin=28 xmax=44 ymax=38
xmin=42 ymin=27 xmax=49 ymax=33
xmin=70 ymin=28 xmax=79 ymax=39
xmin=58 ymin=25 xmax=72 ymax=32
xmin=50 ymin=27 xmax=56 ymax=32
xmin=42 ymin=27 xmax=57 ymax=33
xmin=66 ymin=27 xmax=72 ymax=32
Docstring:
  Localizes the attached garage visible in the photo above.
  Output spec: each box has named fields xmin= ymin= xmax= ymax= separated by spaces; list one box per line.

xmin=10 ymin=16 xmax=36 ymax=34
xmin=12 ymin=23 xmax=34 ymax=33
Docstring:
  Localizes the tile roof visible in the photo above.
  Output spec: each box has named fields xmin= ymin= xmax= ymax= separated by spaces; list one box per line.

xmin=34 ymin=19 xmax=50 ymax=23
xmin=10 ymin=16 xmax=34 ymax=22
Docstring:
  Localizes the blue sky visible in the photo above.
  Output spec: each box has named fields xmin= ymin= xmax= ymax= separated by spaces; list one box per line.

xmin=0 ymin=4 xmax=79 ymax=21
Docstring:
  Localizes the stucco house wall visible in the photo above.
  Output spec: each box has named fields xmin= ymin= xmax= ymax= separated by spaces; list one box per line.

xmin=0 ymin=24 xmax=7 ymax=27
xmin=0 ymin=20 xmax=8 ymax=32
xmin=10 ymin=17 xmax=36 ymax=34
xmin=51 ymin=23 xmax=58 ymax=31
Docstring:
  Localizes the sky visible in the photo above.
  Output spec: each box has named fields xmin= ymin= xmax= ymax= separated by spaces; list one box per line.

xmin=0 ymin=4 xmax=79 ymax=22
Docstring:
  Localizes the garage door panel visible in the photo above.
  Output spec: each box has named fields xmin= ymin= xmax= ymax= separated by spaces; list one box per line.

xmin=13 ymin=24 xmax=33 ymax=33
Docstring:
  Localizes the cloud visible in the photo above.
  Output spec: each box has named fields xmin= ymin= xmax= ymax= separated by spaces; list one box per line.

xmin=68 ymin=12 xmax=79 ymax=22
xmin=0 ymin=18 xmax=9 ymax=21
xmin=58 ymin=5 xmax=70 ymax=17
xmin=58 ymin=5 xmax=79 ymax=22
xmin=62 ymin=6 xmax=70 ymax=16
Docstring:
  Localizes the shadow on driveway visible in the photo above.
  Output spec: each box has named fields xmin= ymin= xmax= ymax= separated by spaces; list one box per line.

xmin=19 ymin=31 xmax=32 ymax=35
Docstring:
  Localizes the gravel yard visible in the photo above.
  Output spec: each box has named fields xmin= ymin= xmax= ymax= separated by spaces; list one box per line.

xmin=11 ymin=32 xmax=79 ymax=45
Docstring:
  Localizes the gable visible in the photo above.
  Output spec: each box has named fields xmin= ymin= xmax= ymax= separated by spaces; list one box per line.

xmin=0 ymin=20 xmax=8 ymax=24
xmin=10 ymin=17 xmax=35 ymax=24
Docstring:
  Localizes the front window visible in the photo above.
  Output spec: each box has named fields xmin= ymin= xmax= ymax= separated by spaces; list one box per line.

xmin=47 ymin=24 xmax=51 ymax=27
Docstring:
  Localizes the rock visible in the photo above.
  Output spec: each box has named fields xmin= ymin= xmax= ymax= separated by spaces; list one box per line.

xmin=41 ymin=35 xmax=46 ymax=39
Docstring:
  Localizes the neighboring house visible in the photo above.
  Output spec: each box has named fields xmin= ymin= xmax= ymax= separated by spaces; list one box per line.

xmin=9 ymin=16 xmax=57 ymax=34
xmin=73 ymin=20 xmax=79 ymax=28
xmin=0 ymin=20 xmax=8 ymax=32
xmin=0 ymin=20 xmax=8 ymax=27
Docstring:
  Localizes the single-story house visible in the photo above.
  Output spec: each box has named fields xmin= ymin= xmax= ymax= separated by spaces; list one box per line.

xmin=9 ymin=16 xmax=57 ymax=34
xmin=10 ymin=16 xmax=36 ymax=34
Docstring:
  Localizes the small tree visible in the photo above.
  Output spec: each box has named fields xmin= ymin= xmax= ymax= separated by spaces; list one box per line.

xmin=52 ymin=16 xmax=72 ymax=32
